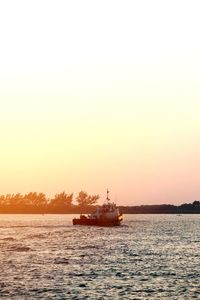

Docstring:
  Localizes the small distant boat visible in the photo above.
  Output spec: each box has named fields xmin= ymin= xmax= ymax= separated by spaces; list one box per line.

xmin=73 ymin=190 xmax=123 ymax=227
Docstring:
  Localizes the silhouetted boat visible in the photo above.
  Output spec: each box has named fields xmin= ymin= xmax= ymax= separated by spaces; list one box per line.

xmin=73 ymin=190 xmax=123 ymax=226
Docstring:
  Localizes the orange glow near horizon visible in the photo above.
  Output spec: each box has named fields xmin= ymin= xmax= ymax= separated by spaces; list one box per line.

xmin=0 ymin=1 xmax=200 ymax=205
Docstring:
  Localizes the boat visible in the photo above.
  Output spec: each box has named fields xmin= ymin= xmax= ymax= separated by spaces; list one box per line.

xmin=73 ymin=190 xmax=123 ymax=226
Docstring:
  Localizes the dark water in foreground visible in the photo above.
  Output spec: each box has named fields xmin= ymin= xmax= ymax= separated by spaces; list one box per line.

xmin=0 ymin=214 xmax=199 ymax=299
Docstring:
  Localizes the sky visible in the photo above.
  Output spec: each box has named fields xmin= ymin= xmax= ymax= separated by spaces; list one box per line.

xmin=0 ymin=0 xmax=200 ymax=205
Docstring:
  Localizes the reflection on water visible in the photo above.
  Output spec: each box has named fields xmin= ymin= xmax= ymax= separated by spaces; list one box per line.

xmin=0 ymin=214 xmax=199 ymax=299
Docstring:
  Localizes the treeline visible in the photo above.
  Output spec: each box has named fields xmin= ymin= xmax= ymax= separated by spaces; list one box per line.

xmin=0 ymin=192 xmax=200 ymax=213
xmin=0 ymin=191 xmax=99 ymax=214
xmin=119 ymin=201 xmax=200 ymax=214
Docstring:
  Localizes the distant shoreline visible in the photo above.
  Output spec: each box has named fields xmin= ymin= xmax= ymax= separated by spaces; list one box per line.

xmin=0 ymin=202 xmax=200 ymax=214
xmin=0 ymin=213 xmax=199 ymax=214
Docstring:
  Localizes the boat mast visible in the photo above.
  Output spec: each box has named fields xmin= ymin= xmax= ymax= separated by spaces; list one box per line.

xmin=107 ymin=189 xmax=110 ymax=202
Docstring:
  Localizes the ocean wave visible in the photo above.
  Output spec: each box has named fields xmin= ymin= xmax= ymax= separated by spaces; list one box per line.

xmin=0 ymin=225 xmax=70 ymax=229
xmin=8 ymin=245 xmax=30 ymax=252
xmin=26 ymin=234 xmax=47 ymax=239
xmin=1 ymin=237 xmax=16 ymax=241
xmin=79 ymin=245 xmax=99 ymax=250
xmin=54 ymin=258 xmax=69 ymax=265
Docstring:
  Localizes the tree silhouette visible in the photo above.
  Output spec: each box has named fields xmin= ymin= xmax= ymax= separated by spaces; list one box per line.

xmin=34 ymin=193 xmax=47 ymax=206
xmin=193 ymin=200 xmax=200 ymax=207
xmin=0 ymin=195 xmax=5 ymax=205
xmin=50 ymin=192 xmax=73 ymax=207
xmin=15 ymin=193 xmax=23 ymax=203
xmin=88 ymin=194 xmax=100 ymax=205
xmin=76 ymin=191 xmax=99 ymax=207
xmin=23 ymin=192 xmax=47 ymax=206
xmin=11 ymin=193 xmax=23 ymax=205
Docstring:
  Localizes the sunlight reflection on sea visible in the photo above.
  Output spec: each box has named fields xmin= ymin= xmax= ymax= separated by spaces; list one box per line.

xmin=0 ymin=214 xmax=199 ymax=299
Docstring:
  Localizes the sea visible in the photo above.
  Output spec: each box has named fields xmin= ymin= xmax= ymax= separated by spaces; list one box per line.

xmin=0 ymin=214 xmax=199 ymax=299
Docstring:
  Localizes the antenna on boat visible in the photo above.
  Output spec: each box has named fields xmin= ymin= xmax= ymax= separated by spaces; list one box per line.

xmin=107 ymin=189 xmax=110 ymax=201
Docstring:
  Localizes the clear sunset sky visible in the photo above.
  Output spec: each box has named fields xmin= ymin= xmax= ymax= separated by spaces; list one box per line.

xmin=0 ymin=1 xmax=200 ymax=205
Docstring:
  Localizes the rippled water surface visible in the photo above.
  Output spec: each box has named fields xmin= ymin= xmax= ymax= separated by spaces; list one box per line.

xmin=0 ymin=214 xmax=199 ymax=299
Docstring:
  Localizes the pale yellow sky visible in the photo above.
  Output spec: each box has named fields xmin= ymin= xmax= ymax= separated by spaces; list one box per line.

xmin=0 ymin=1 xmax=200 ymax=205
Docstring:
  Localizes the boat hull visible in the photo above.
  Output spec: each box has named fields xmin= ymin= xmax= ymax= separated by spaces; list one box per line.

xmin=73 ymin=217 xmax=122 ymax=227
